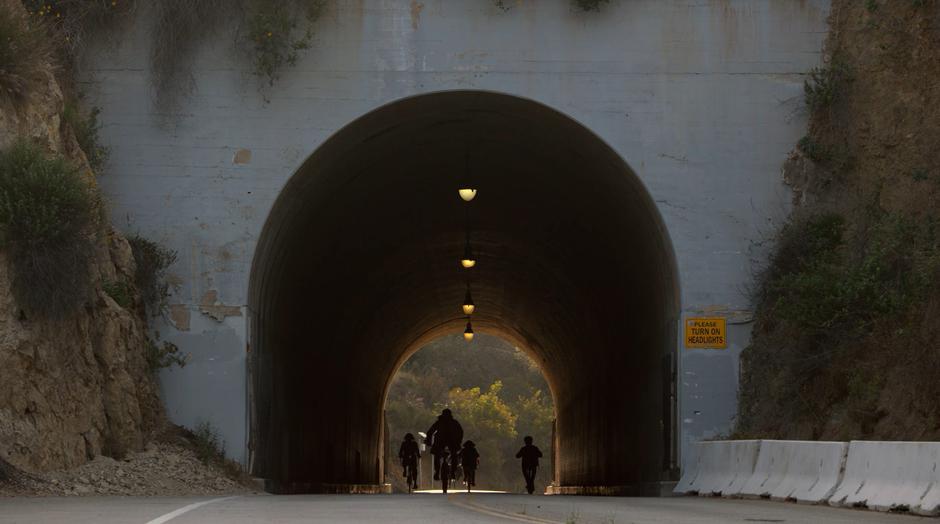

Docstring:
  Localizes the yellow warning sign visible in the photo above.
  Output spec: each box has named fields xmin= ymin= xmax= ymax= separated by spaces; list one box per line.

xmin=684 ymin=318 xmax=727 ymax=349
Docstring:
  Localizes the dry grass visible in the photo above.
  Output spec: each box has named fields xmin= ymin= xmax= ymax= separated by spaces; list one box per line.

xmin=0 ymin=1 xmax=54 ymax=102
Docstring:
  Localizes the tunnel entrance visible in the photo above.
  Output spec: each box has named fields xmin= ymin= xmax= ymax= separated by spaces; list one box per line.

xmin=248 ymin=90 xmax=680 ymax=494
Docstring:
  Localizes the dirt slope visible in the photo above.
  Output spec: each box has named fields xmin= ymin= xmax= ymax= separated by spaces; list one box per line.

xmin=737 ymin=0 xmax=940 ymax=441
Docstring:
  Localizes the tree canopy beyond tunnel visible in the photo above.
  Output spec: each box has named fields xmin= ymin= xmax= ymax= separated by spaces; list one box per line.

xmin=385 ymin=334 xmax=554 ymax=493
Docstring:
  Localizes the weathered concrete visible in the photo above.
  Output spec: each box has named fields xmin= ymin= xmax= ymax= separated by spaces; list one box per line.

xmin=81 ymin=0 xmax=830 ymax=488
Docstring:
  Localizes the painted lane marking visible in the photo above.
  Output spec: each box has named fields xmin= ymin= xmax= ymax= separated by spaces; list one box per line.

xmin=145 ymin=496 xmax=239 ymax=524
xmin=447 ymin=494 xmax=563 ymax=524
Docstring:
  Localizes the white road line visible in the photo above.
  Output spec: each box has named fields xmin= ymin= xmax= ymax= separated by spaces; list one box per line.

xmin=145 ymin=496 xmax=239 ymax=524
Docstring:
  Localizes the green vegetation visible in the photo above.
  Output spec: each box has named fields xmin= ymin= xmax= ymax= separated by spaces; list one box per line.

xmin=0 ymin=141 xmax=98 ymax=317
xmin=22 ymin=0 xmax=133 ymax=59
xmin=796 ymin=135 xmax=827 ymax=163
xmin=386 ymin=334 xmax=554 ymax=493
xmin=572 ymin=0 xmax=609 ymax=11
xmin=148 ymin=0 xmax=227 ymax=112
xmin=62 ymin=103 xmax=109 ymax=172
xmin=0 ymin=5 xmax=53 ymax=102
xmin=804 ymin=60 xmax=850 ymax=114
xmin=191 ymin=419 xmax=224 ymax=466
xmin=148 ymin=0 xmax=326 ymax=108
xmin=738 ymin=0 xmax=940 ymax=441
xmin=102 ymin=279 xmax=133 ymax=308
xmin=739 ymin=207 xmax=940 ymax=437
xmin=757 ymin=211 xmax=937 ymax=335
xmin=494 ymin=0 xmax=609 ymax=11
xmin=128 ymin=235 xmax=177 ymax=317
xmin=245 ymin=0 xmax=325 ymax=87
xmin=145 ymin=336 xmax=187 ymax=373
xmin=187 ymin=419 xmax=248 ymax=480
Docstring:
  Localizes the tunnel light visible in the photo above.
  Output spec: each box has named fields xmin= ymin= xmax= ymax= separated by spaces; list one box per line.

xmin=463 ymin=319 xmax=474 ymax=342
xmin=462 ymin=288 xmax=475 ymax=315
xmin=460 ymin=241 xmax=476 ymax=269
xmin=458 ymin=188 xmax=477 ymax=202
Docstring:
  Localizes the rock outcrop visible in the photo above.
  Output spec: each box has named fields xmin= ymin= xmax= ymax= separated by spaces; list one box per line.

xmin=0 ymin=1 xmax=163 ymax=473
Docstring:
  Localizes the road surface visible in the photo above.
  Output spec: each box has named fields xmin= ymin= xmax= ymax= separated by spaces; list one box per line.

xmin=0 ymin=493 xmax=931 ymax=523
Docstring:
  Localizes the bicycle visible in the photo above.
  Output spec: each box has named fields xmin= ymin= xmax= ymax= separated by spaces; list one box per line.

xmin=403 ymin=460 xmax=418 ymax=493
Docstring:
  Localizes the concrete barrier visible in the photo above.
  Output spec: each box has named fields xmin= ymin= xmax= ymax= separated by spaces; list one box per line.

xmin=919 ymin=478 xmax=940 ymax=517
xmin=737 ymin=440 xmax=847 ymax=503
xmin=828 ymin=441 xmax=940 ymax=514
xmin=673 ymin=440 xmax=760 ymax=496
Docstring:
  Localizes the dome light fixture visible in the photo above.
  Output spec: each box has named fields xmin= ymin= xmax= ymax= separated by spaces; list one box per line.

xmin=458 ymin=188 xmax=477 ymax=202
xmin=460 ymin=239 xmax=476 ymax=269
xmin=462 ymin=287 xmax=475 ymax=315
xmin=463 ymin=319 xmax=474 ymax=342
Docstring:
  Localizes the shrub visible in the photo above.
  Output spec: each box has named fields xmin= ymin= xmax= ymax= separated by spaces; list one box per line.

xmin=62 ymin=102 xmax=109 ymax=172
xmin=192 ymin=420 xmax=224 ymax=466
xmin=150 ymin=0 xmax=325 ymax=109
xmin=0 ymin=141 xmax=98 ymax=317
xmin=797 ymin=135 xmax=828 ymax=163
xmin=0 ymin=4 xmax=53 ymax=102
xmin=22 ymin=0 xmax=133 ymax=59
xmin=102 ymin=278 xmax=133 ymax=308
xmin=759 ymin=211 xmax=939 ymax=336
xmin=573 ymin=0 xmax=609 ymax=10
xmin=145 ymin=336 xmax=187 ymax=373
xmin=244 ymin=0 xmax=325 ymax=87
xmin=804 ymin=60 xmax=851 ymax=113
xmin=127 ymin=235 xmax=177 ymax=316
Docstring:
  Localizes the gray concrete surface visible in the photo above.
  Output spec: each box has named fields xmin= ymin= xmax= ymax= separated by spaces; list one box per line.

xmin=0 ymin=494 xmax=931 ymax=523
xmin=82 ymin=0 xmax=831 ymax=472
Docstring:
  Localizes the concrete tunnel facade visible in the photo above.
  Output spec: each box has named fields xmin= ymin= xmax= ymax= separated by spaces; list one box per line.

xmin=248 ymin=91 xmax=680 ymax=492
xmin=81 ymin=0 xmax=832 ymax=493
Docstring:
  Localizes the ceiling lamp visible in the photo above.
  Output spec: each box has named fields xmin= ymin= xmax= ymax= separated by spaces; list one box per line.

xmin=460 ymin=240 xmax=476 ymax=269
xmin=458 ymin=188 xmax=477 ymax=202
xmin=463 ymin=319 xmax=474 ymax=342
xmin=462 ymin=287 xmax=475 ymax=315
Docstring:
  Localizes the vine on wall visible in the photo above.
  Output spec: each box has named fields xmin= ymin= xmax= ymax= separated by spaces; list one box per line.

xmin=495 ymin=0 xmax=609 ymax=11
xmin=22 ymin=0 xmax=610 ymax=110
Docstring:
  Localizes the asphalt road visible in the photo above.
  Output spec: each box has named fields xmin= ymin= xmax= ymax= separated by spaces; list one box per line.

xmin=0 ymin=493 xmax=932 ymax=523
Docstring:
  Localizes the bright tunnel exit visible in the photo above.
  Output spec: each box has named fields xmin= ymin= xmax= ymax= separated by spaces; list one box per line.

xmin=384 ymin=333 xmax=555 ymax=494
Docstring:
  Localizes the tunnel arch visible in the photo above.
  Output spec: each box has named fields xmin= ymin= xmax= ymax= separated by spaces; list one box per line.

xmin=248 ymin=90 xmax=681 ymax=494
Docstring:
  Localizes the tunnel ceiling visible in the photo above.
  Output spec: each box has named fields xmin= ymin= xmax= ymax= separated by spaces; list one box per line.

xmin=249 ymin=91 xmax=680 ymax=491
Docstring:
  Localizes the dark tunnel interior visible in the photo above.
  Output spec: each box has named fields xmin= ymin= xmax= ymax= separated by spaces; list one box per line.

xmin=248 ymin=90 xmax=680 ymax=494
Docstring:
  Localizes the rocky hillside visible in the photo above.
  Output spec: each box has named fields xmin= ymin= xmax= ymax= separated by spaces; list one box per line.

xmin=0 ymin=1 xmax=163 ymax=473
xmin=737 ymin=0 xmax=940 ymax=441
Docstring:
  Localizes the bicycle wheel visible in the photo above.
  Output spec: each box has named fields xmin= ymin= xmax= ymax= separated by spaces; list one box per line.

xmin=406 ymin=465 xmax=417 ymax=493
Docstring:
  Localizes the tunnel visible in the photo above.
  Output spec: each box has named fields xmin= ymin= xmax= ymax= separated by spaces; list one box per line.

xmin=247 ymin=90 xmax=680 ymax=494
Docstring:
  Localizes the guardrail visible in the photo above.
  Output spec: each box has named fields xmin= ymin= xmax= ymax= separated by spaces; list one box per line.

xmin=675 ymin=439 xmax=939 ymax=516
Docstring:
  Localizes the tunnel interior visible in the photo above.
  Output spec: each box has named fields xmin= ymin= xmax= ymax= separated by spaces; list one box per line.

xmin=248 ymin=90 xmax=680 ymax=494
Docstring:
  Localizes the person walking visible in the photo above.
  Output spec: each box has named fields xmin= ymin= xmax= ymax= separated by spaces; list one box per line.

xmin=398 ymin=433 xmax=420 ymax=491
xmin=424 ymin=408 xmax=463 ymax=481
xmin=459 ymin=440 xmax=480 ymax=492
xmin=515 ymin=435 xmax=543 ymax=494
xmin=439 ymin=446 xmax=452 ymax=494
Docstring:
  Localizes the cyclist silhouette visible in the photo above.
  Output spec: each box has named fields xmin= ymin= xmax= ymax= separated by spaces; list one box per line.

xmin=398 ymin=433 xmax=420 ymax=491
xmin=424 ymin=408 xmax=463 ymax=481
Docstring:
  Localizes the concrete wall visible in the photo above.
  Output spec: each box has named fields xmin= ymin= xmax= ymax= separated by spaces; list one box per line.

xmin=82 ymin=0 xmax=830 ymax=466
